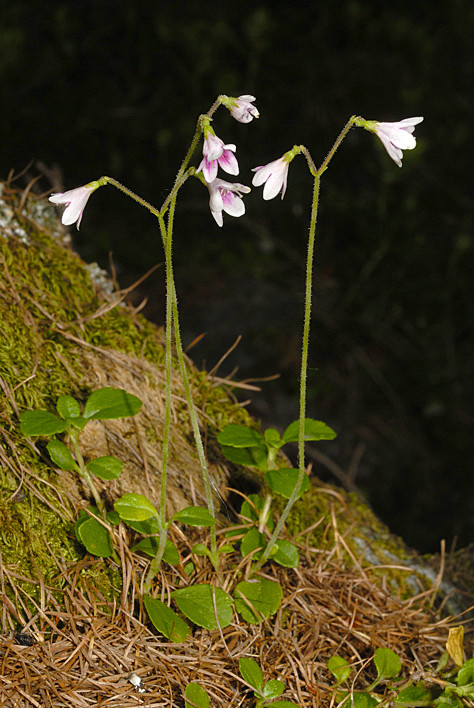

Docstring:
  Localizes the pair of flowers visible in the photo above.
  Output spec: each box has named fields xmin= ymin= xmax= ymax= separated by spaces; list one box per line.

xmin=199 ymin=96 xmax=258 ymax=227
xmin=50 ymin=111 xmax=423 ymax=229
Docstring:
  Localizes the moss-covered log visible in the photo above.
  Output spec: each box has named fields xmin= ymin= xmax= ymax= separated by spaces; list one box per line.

xmin=0 ymin=182 xmax=469 ymax=616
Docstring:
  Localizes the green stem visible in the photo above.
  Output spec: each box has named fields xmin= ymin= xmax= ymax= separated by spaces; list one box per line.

xmin=252 ymin=174 xmax=321 ymax=574
xmin=69 ymin=432 xmax=105 ymax=517
xmin=155 ymin=214 xmax=219 ymax=569
xmin=143 ymin=196 xmax=177 ymax=592
xmin=317 ymin=115 xmax=360 ymax=175
xmin=97 ymin=176 xmax=161 ymax=217
xmin=159 ymin=96 xmax=226 ymax=215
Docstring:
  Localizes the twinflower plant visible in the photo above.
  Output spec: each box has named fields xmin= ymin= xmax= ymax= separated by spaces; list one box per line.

xmin=46 ymin=96 xmax=423 ymax=640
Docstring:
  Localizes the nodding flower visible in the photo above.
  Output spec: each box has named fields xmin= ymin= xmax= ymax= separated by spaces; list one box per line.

xmin=49 ymin=183 xmax=99 ymax=228
xmin=197 ymin=132 xmax=239 ymax=183
xmin=370 ymin=117 xmax=424 ymax=167
xmin=207 ymin=178 xmax=251 ymax=227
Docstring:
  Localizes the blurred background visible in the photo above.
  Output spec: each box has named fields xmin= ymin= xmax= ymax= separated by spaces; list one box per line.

xmin=1 ymin=0 xmax=472 ymax=553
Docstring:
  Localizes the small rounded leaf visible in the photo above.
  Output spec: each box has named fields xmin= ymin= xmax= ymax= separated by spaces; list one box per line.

xmin=265 ymin=468 xmax=310 ymax=500
xmin=56 ymin=395 xmax=81 ymax=419
xmin=192 ymin=543 xmax=211 ymax=557
xmin=185 ymin=683 xmax=210 ymax=708
xmin=282 ymin=418 xmax=336 ymax=443
xmin=144 ymin=595 xmax=190 ymax=642
xmin=217 ymin=424 xmax=264 ymax=448
xmin=220 ymin=443 xmax=269 ymax=470
xmin=83 ymin=387 xmax=142 ymax=420
xmin=172 ymin=584 xmax=233 ymax=630
xmin=374 ymin=647 xmax=402 ymax=680
xmin=263 ymin=679 xmax=285 ymax=700
xmin=87 ymin=455 xmax=123 ymax=480
xmin=171 ymin=506 xmax=215 ymax=527
xmin=264 ymin=428 xmax=282 ymax=447
xmin=184 ymin=683 xmax=209 ymax=708
xmin=19 ymin=410 xmax=68 ymax=437
xmin=234 ymin=578 xmax=282 ymax=624
xmin=124 ymin=516 xmax=159 ymax=535
xmin=272 ymin=540 xmax=299 ymax=568
xmin=342 ymin=693 xmax=378 ymax=708
xmin=133 ymin=538 xmax=180 ymax=565
xmin=328 ymin=655 xmax=352 ymax=685
xmin=47 ymin=439 xmax=78 ymax=471
xmin=114 ymin=493 xmax=158 ymax=521
xmin=238 ymin=657 xmax=263 ymax=693
xmin=76 ymin=516 xmax=113 ymax=558
xmin=458 ymin=658 xmax=474 ymax=686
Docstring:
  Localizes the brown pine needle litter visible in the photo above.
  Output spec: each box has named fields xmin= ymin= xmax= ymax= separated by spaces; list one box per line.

xmin=0 ymin=515 xmax=461 ymax=708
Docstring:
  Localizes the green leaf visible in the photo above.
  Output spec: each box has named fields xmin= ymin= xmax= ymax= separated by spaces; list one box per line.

xmin=76 ymin=515 xmax=113 ymax=557
xmin=394 ymin=684 xmax=436 ymax=705
xmin=83 ymin=387 xmax=142 ymax=420
xmin=234 ymin=578 xmax=283 ymax=624
xmin=192 ymin=543 xmax=210 ymax=557
xmin=265 ymin=467 xmax=310 ymax=499
xmin=272 ymin=539 xmax=299 ymax=568
xmin=282 ymin=418 xmax=336 ymax=443
xmin=143 ymin=595 xmax=189 ymax=642
xmin=87 ymin=455 xmax=123 ymax=480
xmin=171 ymin=506 xmax=215 ymax=527
xmin=184 ymin=562 xmax=195 ymax=576
xmin=264 ymin=428 xmax=282 ymax=447
xmin=162 ymin=540 xmax=180 ymax=564
xmin=238 ymin=657 xmax=264 ymax=693
xmin=219 ymin=544 xmax=234 ymax=554
xmin=269 ymin=703 xmax=300 ymax=708
xmin=240 ymin=494 xmax=274 ymax=531
xmin=327 ymin=655 xmax=352 ymax=685
xmin=220 ymin=443 xmax=269 ymax=471
xmin=263 ymin=679 xmax=285 ymax=699
xmin=341 ymin=692 xmax=378 ymax=708
xmin=457 ymin=659 xmax=474 ymax=686
xmin=124 ymin=516 xmax=160 ymax=535
xmin=106 ymin=510 xmax=121 ymax=525
xmin=171 ymin=584 xmax=233 ymax=630
xmin=56 ymin=395 xmax=81 ymax=419
xmin=47 ymin=439 xmax=78 ymax=471
xmin=132 ymin=538 xmax=180 ymax=565
xmin=68 ymin=417 xmax=88 ymax=431
xmin=217 ymin=424 xmax=265 ymax=448
xmin=241 ymin=528 xmax=265 ymax=559
xmin=185 ymin=682 xmax=210 ymax=708
xmin=374 ymin=647 xmax=402 ymax=681
xmin=435 ymin=696 xmax=464 ymax=708
xmin=19 ymin=410 xmax=68 ymax=436
xmin=114 ymin=493 xmax=158 ymax=521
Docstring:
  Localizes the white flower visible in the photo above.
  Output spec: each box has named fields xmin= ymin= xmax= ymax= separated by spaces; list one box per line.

xmin=229 ymin=95 xmax=259 ymax=124
xmin=207 ymin=178 xmax=251 ymax=227
xmin=373 ymin=117 xmax=424 ymax=167
xmin=252 ymin=156 xmax=290 ymax=200
xmin=198 ymin=133 xmax=239 ymax=183
xmin=49 ymin=184 xmax=98 ymax=229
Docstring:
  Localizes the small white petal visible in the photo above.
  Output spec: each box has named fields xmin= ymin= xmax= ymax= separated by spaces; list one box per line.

xmin=373 ymin=116 xmax=423 ymax=167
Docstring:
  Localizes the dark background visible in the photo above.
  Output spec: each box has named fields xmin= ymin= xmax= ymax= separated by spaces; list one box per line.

xmin=1 ymin=1 xmax=472 ymax=553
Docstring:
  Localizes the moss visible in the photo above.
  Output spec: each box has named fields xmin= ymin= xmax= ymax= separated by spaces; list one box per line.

xmin=0 ymin=185 xmax=253 ymax=607
xmin=1 ymin=184 xmax=459 ymax=617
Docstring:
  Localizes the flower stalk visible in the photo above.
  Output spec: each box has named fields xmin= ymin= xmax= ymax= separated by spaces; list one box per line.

xmin=252 ymin=172 xmax=321 ymax=573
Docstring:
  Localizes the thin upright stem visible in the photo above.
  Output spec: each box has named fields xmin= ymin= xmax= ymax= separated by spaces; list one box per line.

xmin=143 ymin=196 xmax=177 ymax=593
xmin=69 ymin=433 xmax=105 ymax=517
xmin=252 ymin=174 xmax=321 ymax=574
xmin=154 ymin=215 xmax=219 ymax=569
